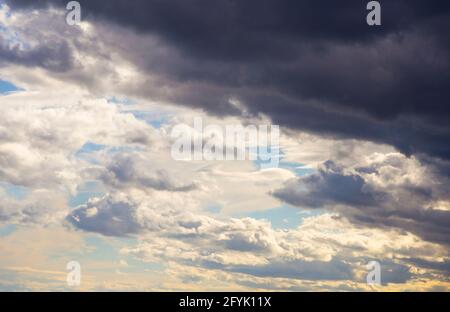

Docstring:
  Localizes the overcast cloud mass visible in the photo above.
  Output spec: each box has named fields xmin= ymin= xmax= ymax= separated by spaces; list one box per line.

xmin=0 ymin=0 xmax=449 ymax=291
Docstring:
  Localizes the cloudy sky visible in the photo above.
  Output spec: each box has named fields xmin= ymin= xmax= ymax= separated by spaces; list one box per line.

xmin=0 ymin=0 xmax=449 ymax=291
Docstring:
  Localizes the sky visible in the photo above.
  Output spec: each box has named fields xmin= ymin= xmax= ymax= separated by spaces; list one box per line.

xmin=0 ymin=0 xmax=449 ymax=291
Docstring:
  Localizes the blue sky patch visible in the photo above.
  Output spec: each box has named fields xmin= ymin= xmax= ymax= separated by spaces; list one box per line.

xmin=235 ymin=205 xmax=302 ymax=229
xmin=0 ymin=182 xmax=30 ymax=200
xmin=75 ymin=142 xmax=145 ymax=164
xmin=279 ymin=161 xmax=315 ymax=176
xmin=128 ymin=110 xmax=170 ymax=129
xmin=0 ymin=224 xmax=16 ymax=237
xmin=236 ymin=204 xmax=325 ymax=230
xmin=0 ymin=80 xmax=21 ymax=94
xmin=69 ymin=180 xmax=105 ymax=207
xmin=107 ymin=96 xmax=135 ymax=105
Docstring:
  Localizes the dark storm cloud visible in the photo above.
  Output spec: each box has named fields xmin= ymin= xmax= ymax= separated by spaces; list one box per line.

xmin=274 ymin=160 xmax=384 ymax=208
xmin=274 ymin=160 xmax=450 ymax=245
xmin=8 ymin=0 xmax=450 ymax=54
xmin=0 ymin=37 xmax=73 ymax=72
xmin=5 ymin=0 xmax=450 ymax=160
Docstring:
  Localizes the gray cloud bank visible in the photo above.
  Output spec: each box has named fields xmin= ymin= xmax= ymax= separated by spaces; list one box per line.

xmin=274 ymin=158 xmax=450 ymax=245
xmin=5 ymin=0 xmax=450 ymax=162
